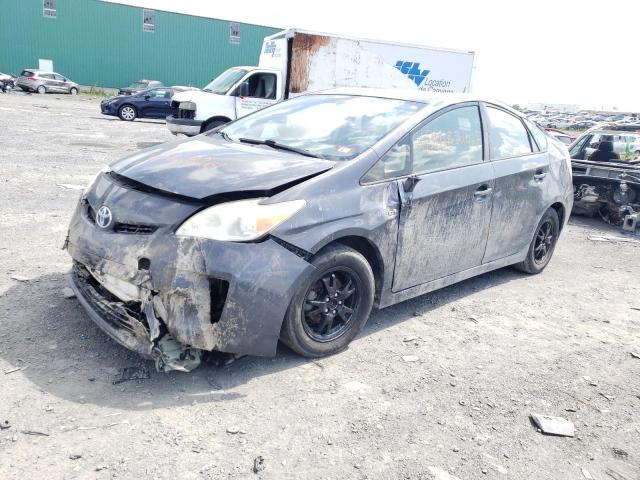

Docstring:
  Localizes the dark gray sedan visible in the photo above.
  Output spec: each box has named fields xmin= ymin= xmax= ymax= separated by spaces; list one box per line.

xmin=65 ymin=89 xmax=573 ymax=371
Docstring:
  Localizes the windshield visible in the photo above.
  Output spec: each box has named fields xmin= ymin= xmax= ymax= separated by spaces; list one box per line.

xmin=218 ymin=95 xmax=423 ymax=161
xmin=129 ymin=81 xmax=148 ymax=89
xmin=203 ymin=68 xmax=248 ymax=95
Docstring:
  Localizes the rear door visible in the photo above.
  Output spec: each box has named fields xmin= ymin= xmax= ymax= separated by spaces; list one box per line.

xmin=391 ymin=103 xmax=495 ymax=291
xmin=481 ymin=104 xmax=550 ymax=263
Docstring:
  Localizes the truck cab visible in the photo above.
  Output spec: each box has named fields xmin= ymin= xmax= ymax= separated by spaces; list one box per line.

xmin=167 ymin=66 xmax=284 ymax=136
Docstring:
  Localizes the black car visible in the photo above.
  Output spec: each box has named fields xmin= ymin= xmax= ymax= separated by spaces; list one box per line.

xmin=67 ymin=89 xmax=573 ymax=372
xmin=101 ymin=87 xmax=178 ymax=121
xmin=118 ymin=79 xmax=163 ymax=96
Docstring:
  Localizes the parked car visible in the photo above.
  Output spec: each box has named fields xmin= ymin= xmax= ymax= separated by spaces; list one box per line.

xmin=16 ymin=69 xmax=79 ymax=94
xmin=118 ymin=79 xmax=164 ymax=96
xmin=570 ymin=125 xmax=640 ymax=227
xmin=100 ymin=86 xmax=197 ymax=121
xmin=0 ymin=72 xmax=16 ymax=90
xmin=66 ymin=89 xmax=573 ymax=371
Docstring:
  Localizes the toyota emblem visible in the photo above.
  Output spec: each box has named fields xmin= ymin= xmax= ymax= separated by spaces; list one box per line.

xmin=96 ymin=205 xmax=113 ymax=229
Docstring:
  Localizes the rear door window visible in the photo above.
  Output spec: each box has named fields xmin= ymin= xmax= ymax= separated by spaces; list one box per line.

xmin=487 ymin=107 xmax=533 ymax=159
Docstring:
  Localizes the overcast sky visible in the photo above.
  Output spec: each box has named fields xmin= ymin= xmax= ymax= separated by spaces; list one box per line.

xmin=109 ymin=0 xmax=640 ymax=111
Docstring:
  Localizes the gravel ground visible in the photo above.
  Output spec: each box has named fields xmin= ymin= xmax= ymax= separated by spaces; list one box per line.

xmin=0 ymin=91 xmax=639 ymax=480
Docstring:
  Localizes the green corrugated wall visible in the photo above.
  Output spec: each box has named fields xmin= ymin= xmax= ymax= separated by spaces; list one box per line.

xmin=0 ymin=0 xmax=280 ymax=88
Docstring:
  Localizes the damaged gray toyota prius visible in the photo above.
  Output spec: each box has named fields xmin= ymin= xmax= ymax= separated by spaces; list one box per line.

xmin=65 ymin=88 xmax=573 ymax=372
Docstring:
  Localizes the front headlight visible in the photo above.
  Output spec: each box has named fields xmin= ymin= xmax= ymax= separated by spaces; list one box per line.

xmin=176 ymin=198 xmax=306 ymax=241
xmin=179 ymin=101 xmax=196 ymax=110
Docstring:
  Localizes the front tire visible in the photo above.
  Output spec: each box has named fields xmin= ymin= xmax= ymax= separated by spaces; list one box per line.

xmin=69 ymin=87 xmax=78 ymax=95
xmin=118 ymin=105 xmax=137 ymax=121
xmin=514 ymin=208 xmax=560 ymax=274
xmin=281 ymin=245 xmax=374 ymax=357
xmin=37 ymin=85 xmax=46 ymax=94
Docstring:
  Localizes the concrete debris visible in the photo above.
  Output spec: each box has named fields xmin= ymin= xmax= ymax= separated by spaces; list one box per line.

xmin=10 ymin=275 xmax=29 ymax=282
xmin=4 ymin=367 xmax=23 ymax=375
xmin=530 ymin=413 xmax=575 ymax=437
xmin=252 ymin=455 xmax=265 ymax=474
xmin=0 ymin=420 xmax=10 ymax=430
xmin=69 ymin=454 xmax=82 ymax=460
xmin=630 ymin=351 xmax=640 ymax=359
xmin=599 ymin=392 xmax=615 ymax=401
xmin=583 ymin=376 xmax=598 ymax=386
xmin=62 ymin=287 xmax=76 ymax=299
xmin=226 ymin=426 xmax=240 ymax=434
xmin=402 ymin=355 xmax=419 ymax=363
xmin=612 ymin=447 xmax=628 ymax=458
xmin=21 ymin=430 xmax=49 ymax=436
xmin=56 ymin=183 xmax=85 ymax=191
xmin=581 ymin=467 xmax=594 ymax=479
xmin=588 ymin=234 xmax=640 ymax=244
xmin=111 ymin=366 xmax=149 ymax=385
xmin=427 ymin=466 xmax=463 ymax=480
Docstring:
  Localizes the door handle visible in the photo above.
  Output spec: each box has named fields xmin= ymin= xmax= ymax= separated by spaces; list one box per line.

xmin=474 ymin=185 xmax=493 ymax=199
xmin=534 ymin=170 xmax=547 ymax=182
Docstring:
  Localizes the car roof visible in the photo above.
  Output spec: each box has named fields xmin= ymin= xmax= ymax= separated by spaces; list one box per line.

xmin=314 ymin=87 xmax=513 ymax=111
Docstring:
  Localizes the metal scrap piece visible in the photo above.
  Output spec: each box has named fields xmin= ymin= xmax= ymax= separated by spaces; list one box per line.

xmin=530 ymin=413 xmax=575 ymax=437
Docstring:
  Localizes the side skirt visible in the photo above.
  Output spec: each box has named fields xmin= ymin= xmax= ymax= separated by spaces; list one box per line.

xmin=378 ymin=252 xmax=524 ymax=309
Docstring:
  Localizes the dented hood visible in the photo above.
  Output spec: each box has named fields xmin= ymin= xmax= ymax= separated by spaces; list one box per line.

xmin=110 ymin=136 xmax=335 ymax=200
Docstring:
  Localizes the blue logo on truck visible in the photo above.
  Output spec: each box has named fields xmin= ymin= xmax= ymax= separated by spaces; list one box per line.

xmin=395 ymin=61 xmax=430 ymax=86
xmin=264 ymin=40 xmax=280 ymax=57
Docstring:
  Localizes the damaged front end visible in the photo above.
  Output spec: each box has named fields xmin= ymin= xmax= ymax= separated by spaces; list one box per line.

xmin=572 ymin=161 xmax=640 ymax=232
xmin=69 ymin=262 xmax=201 ymax=372
xmin=64 ymin=167 xmax=316 ymax=373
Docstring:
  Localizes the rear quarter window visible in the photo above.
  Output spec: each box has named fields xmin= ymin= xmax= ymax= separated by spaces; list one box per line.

xmin=20 ymin=70 xmax=35 ymax=77
xmin=486 ymin=107 xmax=533 ymax=159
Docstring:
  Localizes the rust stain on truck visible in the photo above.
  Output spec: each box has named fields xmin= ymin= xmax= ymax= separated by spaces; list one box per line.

xmin=289 ymin=33 xmax=331 ymax=94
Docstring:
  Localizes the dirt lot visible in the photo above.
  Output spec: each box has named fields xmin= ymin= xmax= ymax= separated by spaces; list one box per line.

xmin=0 ymin=92 xmax=639 ymax=480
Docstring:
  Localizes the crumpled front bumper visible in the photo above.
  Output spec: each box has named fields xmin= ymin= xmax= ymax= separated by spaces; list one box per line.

xmin=66 ymin=198 xmax=315 ymax=370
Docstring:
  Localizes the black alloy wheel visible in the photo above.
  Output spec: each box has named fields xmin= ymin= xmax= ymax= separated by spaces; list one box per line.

xmin=302 ymin=268 xmax=360 ymax=342
xmin=533 ymin=219 xmax=554 ymax=265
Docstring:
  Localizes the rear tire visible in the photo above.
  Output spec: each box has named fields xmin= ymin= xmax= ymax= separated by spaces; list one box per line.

xmin=514 ymin=208 xmax=560 ymax=274
xmin=37 ymin=85 xmax=46 ymax=94
xmin=118 ymin=104 xmax=137 ymax=121
xmin=281 ymin=245 xmax=374 ymax=357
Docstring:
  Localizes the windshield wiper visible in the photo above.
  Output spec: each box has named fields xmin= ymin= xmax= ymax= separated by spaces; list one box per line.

xmin=238 ymin=138 xmax=320 ymax=158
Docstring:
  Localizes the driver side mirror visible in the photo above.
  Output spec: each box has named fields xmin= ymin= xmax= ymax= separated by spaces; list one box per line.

xmin=144 ymin=94 xmax=151 ymax=100
xmin=236 ymin=81 xmax=250 ymax=98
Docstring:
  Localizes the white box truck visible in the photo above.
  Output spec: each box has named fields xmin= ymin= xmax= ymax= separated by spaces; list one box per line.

xmin=166 ymin=29 xmax=475 ymax=136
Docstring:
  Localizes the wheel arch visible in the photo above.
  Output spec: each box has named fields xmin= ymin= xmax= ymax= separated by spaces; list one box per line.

xmin=549 ymin=202 xmax=566 ymax=232
xmin=201 ymin=116 xmax=232 ymax=132
xmin=315 ymin=235 xmax=385 ymax=303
